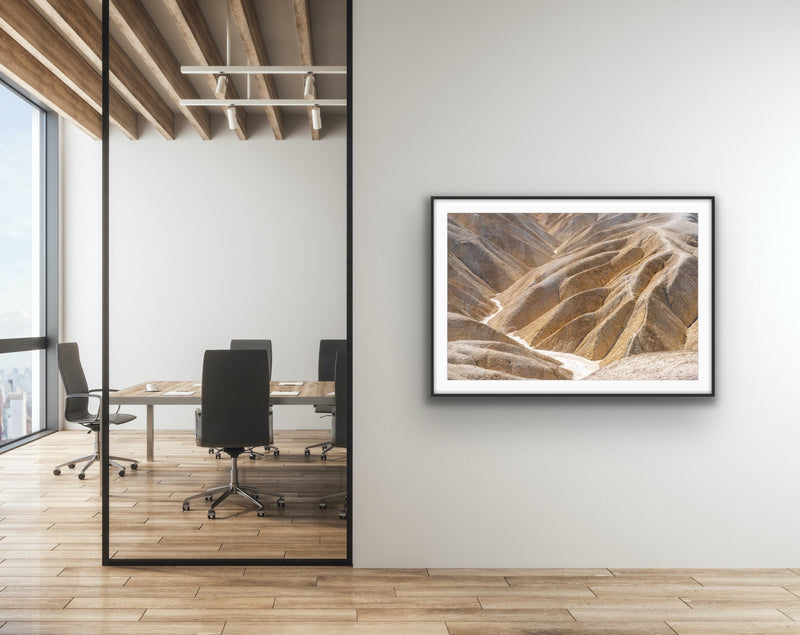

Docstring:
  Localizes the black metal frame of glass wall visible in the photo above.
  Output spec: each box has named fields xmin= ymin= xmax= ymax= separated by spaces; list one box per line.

xmin=0 ymin=77 xmax=60 ymax=455
xmin=100 ymin=0 xmax=354 ymax=567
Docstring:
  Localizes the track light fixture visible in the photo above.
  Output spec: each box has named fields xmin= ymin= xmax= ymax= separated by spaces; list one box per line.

xmin=225 ymin=105 xmax=237 ymax=130
xmin=311 ymin=105 xmax=321 ymax=130
xmin=303 ymin=73 xmax=315 ymax=100
xmin=215 ymin=74 xmax=229 ymax=98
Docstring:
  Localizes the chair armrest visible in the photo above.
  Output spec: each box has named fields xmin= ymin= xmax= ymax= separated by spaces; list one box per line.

xmin=66 ymin=392 xmax=102 ymax=401
xmin=89 ymin=388 xmax=120 ymax=392
xmin=67 ymin=392 xmax=122 ymax=416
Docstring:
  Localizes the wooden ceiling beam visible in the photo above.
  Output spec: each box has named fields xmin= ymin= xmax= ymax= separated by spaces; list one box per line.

xmin=228 ymin=0 xmax=284 ymax=140
xmin=0 ymin=28 xmax=101 ymax=139
xmin=30 ymin=0 xmax=175 ymax=140
xmin=292 ymin=0 xmax=319 ymax=140
xmin=0 ymin=0 xmax=138 ymax=140
xmin=164 ymin=0 xmax=247 ymax=140
xmin=110 ymin=0 xmax=211 ymax=140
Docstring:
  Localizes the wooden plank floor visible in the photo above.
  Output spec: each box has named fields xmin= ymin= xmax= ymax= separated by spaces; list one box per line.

xmin=2 ymin=432 xmax=800 ymax=633
xmin=5 ymin=429 xmax=347 ymax=561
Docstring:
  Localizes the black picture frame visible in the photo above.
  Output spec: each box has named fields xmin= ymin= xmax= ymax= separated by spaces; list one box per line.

xmin=432 ymin=196 xmax=715 ymax=397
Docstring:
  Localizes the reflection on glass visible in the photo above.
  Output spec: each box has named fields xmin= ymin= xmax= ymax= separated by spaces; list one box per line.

xmin=0 ymin=351 xmax=44 ymax=444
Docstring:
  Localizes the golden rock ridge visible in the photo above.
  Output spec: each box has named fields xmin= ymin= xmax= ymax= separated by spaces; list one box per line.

xmin=446 ymin=212 xmax=699 ymax=381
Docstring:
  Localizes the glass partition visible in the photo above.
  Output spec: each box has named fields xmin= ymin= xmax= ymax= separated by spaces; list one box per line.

xmin=103 ymin=0 xmax=350 ymax=564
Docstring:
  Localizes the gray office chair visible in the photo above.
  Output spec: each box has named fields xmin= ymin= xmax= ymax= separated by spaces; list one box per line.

xmin=305 ymin=338 xmax=347 ymax=457
xmin=53 ymin=342 xmax=139 ymax=480
xmin=319 ymin=349 xmax=349 ymax=519
xmin=182 ymin=349 xmax=284 ymax=519
xmin=230 ymin=339 xmax=278 ymax=458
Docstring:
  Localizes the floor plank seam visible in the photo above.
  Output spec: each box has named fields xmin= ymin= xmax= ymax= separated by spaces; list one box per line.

xmin=566 ymin=607 xmax=579 ymax=622
xmin=665 ymin=622 xmax=680 ymax=635
xmin=785 ymin=585 xmax=800 ymax=599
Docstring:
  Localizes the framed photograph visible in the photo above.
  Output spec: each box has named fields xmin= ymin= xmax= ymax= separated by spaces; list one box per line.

xmin=431 ymin=196 xmax=714 ymax=396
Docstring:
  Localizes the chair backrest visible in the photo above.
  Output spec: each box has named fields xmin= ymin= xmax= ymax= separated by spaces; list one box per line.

xmin=332 ymin=349 xmax=350 ymax=448
xmin=318 ymin=339 xmax=347 ymax=381
xmin=57 ymin=342 xmax=90 ymax=422
xmin=198 ymin=349 xmax=270 ymax=449
xmin=230 ymin=339 xmax=272 ymax=375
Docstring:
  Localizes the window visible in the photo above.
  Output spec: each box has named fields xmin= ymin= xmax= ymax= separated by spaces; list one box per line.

xmin=0 ymin=79 xmax=57 ymax=448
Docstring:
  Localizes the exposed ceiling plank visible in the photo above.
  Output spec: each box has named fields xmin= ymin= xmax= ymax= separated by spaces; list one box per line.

xmin=164 ymin=0 xmax=247 ymax=140
xmin=0 ymin=28 xmax=100 ymax=139
xmin=0 ymin=0 xmax=138 ymax=140
xmin=228 ymin=0 xmax=284 ymax=140
xmin=292 ymin=0 xmax=319 ymax=140
xmin=110 ymin=0 xmax=211 ymax=140
xmin=30 ymin=0 xmax=175 ymax=140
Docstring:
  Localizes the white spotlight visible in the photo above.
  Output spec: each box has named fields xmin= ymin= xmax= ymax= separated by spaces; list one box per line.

xmin=226 ymin=105 xmax=237 ymax=130
xmin=311 ymin=105 xmax=321 ymax=130
xmin=303 ymin=73 xmax=315 ymax=100
xmin=215 ymin=74 xmax=229 ymax=98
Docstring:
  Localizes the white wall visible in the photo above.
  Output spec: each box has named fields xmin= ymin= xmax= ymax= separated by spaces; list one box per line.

xmin=62 ymin=115 xmax=346 ymax=430
xmin=353 ymin=0 xmax=800 ymax=566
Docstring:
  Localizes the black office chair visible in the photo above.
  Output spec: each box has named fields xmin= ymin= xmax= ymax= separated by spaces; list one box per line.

xmin=53 ymin=342 xmax=139 ymax=480
xmin=319 ymin=349 xmax=349 ymax=519
xmin=182 ymin=349 xmax=284 ymax=519
xmin=305 ymin=338 xmax=346 ymax=457
xmin=230 ymin=339 xmax=278 ymax=458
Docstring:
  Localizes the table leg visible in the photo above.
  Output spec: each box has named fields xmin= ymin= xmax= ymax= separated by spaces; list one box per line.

xmin=146 ymin=404 xmax=154 ymax=462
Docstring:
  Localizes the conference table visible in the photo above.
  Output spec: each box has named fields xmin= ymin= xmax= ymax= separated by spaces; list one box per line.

xmin=110 ymin=380 xmax=335 ymax=462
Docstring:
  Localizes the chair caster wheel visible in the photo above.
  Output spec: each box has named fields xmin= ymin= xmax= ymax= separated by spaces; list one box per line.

xmin=253 ymin=493 xmax=260 ymax=500
xmin=78 ymin=473 xmax=86 ymax=480
xmin=273 ymin=449 xmax=280 ymax=456
xmin=208 ymin=448 xmax=214 ymax=454
xmin=249 ymin=454 xmax=256 ymax=460
xmin=131 ymin=463 xmax=138 ymax=470
xmin=338 ymin=510 xmax=348 ymax=520
xmin=215 ymin=453 xmax=221 ymax=460
xmin=118 ymin=470 xmax=125 ymax=477
xmin=182 ymin=502 xmax=190 ymax=511
xmin=205 ymin=495 xmax=213 ymax=501
xmin=207 ymin=510 xmax=215 ymax=519
xmin=53 ymin=469 xmax=61 ymax=476
xmin=277 ymin=498 xmax=285 ymax=507
xmin=320 ymin=454 xmax=327 ymax=461
xmin=304 ymin=449 xmax=310 ymax=456
xmin=319 ymin=502 xmax=327 ymax=510
xmin=257 ymin=510 xmax=265 ymax=517
xmin=68 ymin=463 xmax=75 ymax=469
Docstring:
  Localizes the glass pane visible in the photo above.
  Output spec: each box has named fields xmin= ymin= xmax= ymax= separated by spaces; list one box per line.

xmin=0 ymin=83 xmax=42 ymax=339
xmin=0 ymin=350 xmax=44 ymax=444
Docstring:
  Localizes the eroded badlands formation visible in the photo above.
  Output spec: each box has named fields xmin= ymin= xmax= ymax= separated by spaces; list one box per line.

xmin=447 ymin=212 xmax=699 ymax=381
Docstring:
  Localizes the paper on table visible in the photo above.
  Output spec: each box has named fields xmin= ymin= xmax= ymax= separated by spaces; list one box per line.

xmin=272 ymin=390 xmax=300 ymax=396
xmin=163 ymin=390 xmax=195 ymax=396
xmin=278 ymin=381 xmax=303 ymax=386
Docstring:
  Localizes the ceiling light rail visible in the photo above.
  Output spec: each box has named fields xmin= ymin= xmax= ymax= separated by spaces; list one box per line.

xmin=179 ymin=99 xmax=345 ymax=107
xmin=181 ymin=65 xmax=346 ymax=75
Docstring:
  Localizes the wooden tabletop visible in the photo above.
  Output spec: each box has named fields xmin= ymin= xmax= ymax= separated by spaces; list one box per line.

xmin=110 ymin=380 xmax=335 ymax=405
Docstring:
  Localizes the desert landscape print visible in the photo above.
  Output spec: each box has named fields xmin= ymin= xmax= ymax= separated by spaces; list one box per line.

xmin=445 ymin=210 xmax=702 ymax=384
